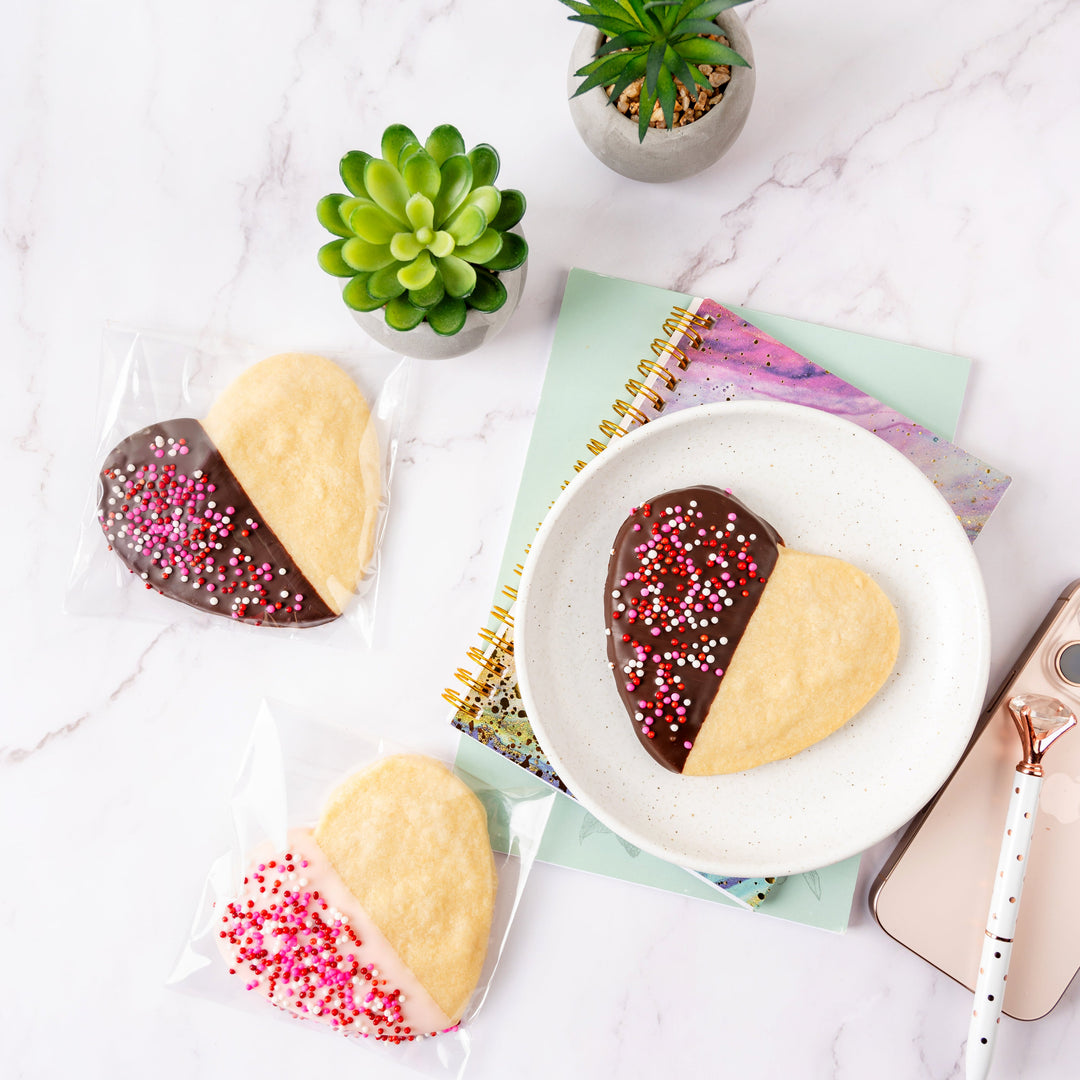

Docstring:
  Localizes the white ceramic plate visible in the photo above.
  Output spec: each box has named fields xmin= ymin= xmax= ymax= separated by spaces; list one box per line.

xmin=516 ymin=401 xmax=989 ymax=877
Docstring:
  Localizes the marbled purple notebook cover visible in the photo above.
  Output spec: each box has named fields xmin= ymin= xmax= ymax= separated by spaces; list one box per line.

xmin=663 ymin=300 xmax=1011 ymax=542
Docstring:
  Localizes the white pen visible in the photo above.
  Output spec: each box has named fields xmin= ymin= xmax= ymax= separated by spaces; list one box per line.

xmin=965 ymin=693 xmax=1076 ymax=1080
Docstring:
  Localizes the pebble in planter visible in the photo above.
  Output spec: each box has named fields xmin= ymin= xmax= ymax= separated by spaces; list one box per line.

xmin=317 ymin=123 xmax=528 ymax=359
xmin=561 ymin=0 xmax=755 ymax=183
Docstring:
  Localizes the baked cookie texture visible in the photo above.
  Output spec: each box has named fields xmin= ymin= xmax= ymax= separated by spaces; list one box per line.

xmin=97 ymin=352 xmax=379 ymax=626
xmin=605 ymin=486 xmax=899 ymax=775
xmin=216 ymin=755 xmax=496 ymax=1041
xmin=204 ymin=353 xmax=380 ymax=615
xmin=313 ymin=755 xmax=497 ymax=1024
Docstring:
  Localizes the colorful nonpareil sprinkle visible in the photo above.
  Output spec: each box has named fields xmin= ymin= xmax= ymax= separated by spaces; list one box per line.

xmin=97 ymin=419 xmax=336 ymax=626
xmin=218 ymin=853 xmax=439 ymax=1042
xmin=604 ymin=486 xmax=782 ymax=772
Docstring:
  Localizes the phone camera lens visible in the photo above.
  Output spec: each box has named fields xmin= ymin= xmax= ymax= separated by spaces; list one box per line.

xmin=1057 ymin=642 xmax=1080 ymax=685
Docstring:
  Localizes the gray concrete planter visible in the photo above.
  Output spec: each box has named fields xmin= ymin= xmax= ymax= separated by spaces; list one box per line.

xmin=349 ymin=231 xmax=527 ymax=360
xmin=567 ymin=11 xmax=755 ymax=183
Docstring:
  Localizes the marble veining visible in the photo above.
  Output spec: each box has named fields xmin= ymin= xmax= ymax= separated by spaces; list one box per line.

xmin=5 ymin=0 xmax=1080 ymax=1077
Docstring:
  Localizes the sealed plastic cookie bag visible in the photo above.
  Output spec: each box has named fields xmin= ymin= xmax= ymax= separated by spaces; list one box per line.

xmin=66 ymin=325 xmax=409 ymax=646
xmin=169 ymin=701 xmax=555 ymax=1076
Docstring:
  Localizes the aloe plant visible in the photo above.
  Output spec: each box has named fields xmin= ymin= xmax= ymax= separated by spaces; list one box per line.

xmin=317 ymin=123 xmax=528 ymax=336
xmin=561 ymin=0 xmax=752 ymax=142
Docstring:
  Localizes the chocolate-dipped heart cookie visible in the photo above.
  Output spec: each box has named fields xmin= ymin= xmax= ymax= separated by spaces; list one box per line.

xmin=97 ymin=353 xmax=379 ymax=627
xmin=216 ymin=755 xmax=496 ymax=1040
xmin=604 ymin=486 xmax=900 ymax=775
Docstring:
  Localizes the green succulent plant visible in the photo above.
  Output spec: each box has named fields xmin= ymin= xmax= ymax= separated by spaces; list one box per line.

xmin=561 ymin=0 xmax=751 ymax=142
xmin=317 ymin=123 xmax=528 ymax=336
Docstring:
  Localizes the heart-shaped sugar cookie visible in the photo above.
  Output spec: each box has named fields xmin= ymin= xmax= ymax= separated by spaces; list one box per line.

xmin=97 ymin=353 xmax=379 ymax=627
xmin=604 ymin=486 xmax=899 ymax=775
xmin=217 ymin=755 xmax=496 ymax=1040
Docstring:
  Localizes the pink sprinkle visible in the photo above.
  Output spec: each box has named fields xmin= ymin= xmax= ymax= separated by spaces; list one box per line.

xmin=683 ymin=740 xmax=693 ymax=750
xmin=179 ymin=445 xmax=188 ymax=455
xmin=727 ymin=512 xmax=737 ymax=521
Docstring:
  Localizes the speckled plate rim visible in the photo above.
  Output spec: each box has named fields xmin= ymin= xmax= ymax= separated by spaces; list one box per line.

xmin=516 ymin=401 xmax=990 ymax=878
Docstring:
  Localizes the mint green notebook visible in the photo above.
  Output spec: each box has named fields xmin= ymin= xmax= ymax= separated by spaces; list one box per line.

xmin=451 ymin=268 xmax=977 ymax=932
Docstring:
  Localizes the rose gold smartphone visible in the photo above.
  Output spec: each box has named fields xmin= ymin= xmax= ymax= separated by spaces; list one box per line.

xmin=871 ymin=580 xmax=1080 ymax=1020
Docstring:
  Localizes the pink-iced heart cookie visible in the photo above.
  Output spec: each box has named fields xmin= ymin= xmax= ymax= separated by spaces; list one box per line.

xmin=216 ymin=756 xmax=496 ymax=1041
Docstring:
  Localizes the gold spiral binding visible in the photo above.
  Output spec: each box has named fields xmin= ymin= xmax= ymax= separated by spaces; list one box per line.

xmin=479 ymin=625 xmax=514 ymax=654
xmin=613 ymin=398 xmax=649 ymax=427
xmin=446 ymin=301 xmax=710 ymax=722
xmin=650 ymin=337 xmax=689 ymax=370
xmin=453 ymin=667 xmax=488 ymax=695
xmin=598 ymin=418 xmax=629 ymax=440
xmin=637 ymin=358 xmax=677 ymax=390
xmin=467 ymin=645 xmax=507 ymax=677
xmin=626 ymin=378 xmax=665 ymax=411
xmin=661 ymin=306 xmax=713 ymax=348
xmin=442 ymin=686 xmax=480 ymax=715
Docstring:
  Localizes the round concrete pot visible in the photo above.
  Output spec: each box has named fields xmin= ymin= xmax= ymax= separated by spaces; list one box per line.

xmin=349 ymin=233 xmax=527 ymax=360
xmin=567 ymin=11 xmax=755 ymax=183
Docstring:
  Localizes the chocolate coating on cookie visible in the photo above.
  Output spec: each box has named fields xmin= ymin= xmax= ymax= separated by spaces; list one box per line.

xmin=604 ymin=486 xmax=783 ymax=772
xmin=98 ymin=419 xmax=337 ymax=627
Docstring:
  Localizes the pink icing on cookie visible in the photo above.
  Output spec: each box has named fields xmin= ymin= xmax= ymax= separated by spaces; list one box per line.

xmin=216 ymin=828 xmax=456 ymax=1041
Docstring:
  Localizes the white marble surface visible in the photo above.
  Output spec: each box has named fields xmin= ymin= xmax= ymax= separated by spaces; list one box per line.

xmin=5 ymin=0 xmax=1080 ymax=1076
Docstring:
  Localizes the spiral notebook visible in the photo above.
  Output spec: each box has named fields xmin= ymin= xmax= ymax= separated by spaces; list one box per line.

xmin=448 ymin=268 xmax=1011 ymax=930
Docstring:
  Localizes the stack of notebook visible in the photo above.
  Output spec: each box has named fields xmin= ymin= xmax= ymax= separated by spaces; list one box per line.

xmin=445 ymin=268 xmax=1009 ymax=931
